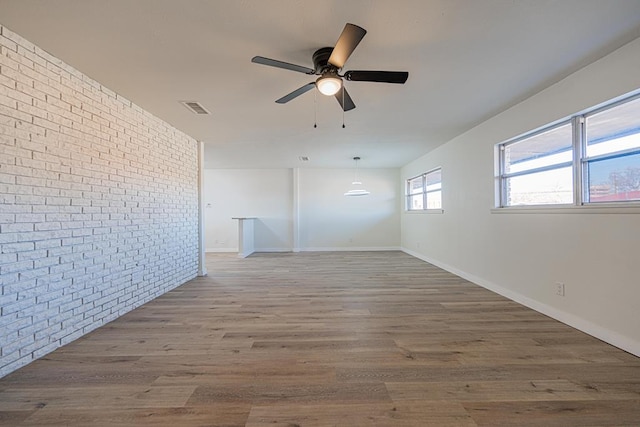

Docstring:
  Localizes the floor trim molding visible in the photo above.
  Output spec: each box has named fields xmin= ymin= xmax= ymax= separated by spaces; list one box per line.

xmin=300 ymin=246 xmax=402 ymax=252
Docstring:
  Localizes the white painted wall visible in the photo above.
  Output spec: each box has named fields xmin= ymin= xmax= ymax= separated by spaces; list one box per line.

xmin=203 ymin=167 xmax=400 ymax=252
xmin=401 ymin=37 xmax=640 ymax=356
xmin=298 ymin=168 xmax=400 ymax=250
xmin=203 ymin=169 xmax=293 ymax=252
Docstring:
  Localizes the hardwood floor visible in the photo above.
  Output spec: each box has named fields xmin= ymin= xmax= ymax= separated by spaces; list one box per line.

xmin=0 ymin=251 xmax=638 ymax=426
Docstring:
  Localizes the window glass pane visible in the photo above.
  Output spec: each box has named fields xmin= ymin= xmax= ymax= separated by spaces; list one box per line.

xmin=407 ymin=194 xmax=423 ymax=210
xmin=586 ymin=96 xmax=640 ymax=157
xmin=505 ymin=166 xmax=573 ymax=206
xmin=425 ymin=169 xmax=442 ymax=192
xmin=504 ymin=123 xmax=572 ymax=174
xmin=426 ymin=190 xmax=442 ymax=209
xmin=408 ymin=176 xmax=423 ymax=195
xmin=587 ymin=152 xmax=640 ymax=203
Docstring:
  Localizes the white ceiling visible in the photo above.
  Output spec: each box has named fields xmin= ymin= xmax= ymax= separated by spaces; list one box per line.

xmin=1 ymin=0 xmax=640 ymax=169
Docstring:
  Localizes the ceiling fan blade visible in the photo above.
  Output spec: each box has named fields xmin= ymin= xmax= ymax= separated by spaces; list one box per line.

xmin=335 ymin=88 xmax=356 ymax=111
xmin=275 ymin=82 xmax=316 ymax=104
xmin=252 ymin=56 xmax=314 ymax=74
xmin=344 ymin=70 xmax=409 ymax=84
xmin=328 ymin=23 xmax=367 ymax=69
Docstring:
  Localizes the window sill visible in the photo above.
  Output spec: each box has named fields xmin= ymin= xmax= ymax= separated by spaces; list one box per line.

xmin=405 ymin=209 xmax=444 ymax=214
xmin=491 ymin=203 xmax=640 ymax=214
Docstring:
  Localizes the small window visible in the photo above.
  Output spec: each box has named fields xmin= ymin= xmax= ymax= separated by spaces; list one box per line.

xmin=406 ymin=168 xmax=442 ymax=211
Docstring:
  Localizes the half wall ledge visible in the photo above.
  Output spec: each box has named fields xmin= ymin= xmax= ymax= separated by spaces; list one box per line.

xmin=232 ymin=217 xmax=257 ymax=258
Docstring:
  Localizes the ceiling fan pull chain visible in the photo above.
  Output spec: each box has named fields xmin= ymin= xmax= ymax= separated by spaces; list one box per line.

xmin=342 ymin=85 xmax=346 ymax=128
xmin=314 ymin=90 xmax=317 ymax=128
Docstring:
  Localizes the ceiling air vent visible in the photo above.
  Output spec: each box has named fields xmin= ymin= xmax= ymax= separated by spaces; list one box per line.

xmin=180 ymin=101 xmax=210 ymax=115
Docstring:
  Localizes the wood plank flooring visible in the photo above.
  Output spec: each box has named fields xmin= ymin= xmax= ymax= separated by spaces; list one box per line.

xmin=0 ymin=251 xmax=638 ymax=426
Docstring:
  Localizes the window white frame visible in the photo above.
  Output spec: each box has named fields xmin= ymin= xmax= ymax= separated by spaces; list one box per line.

xmin=406 ymin=167 xmax=442 ymax=211
xmin=496 ymin=91 xmax=640 ymax=208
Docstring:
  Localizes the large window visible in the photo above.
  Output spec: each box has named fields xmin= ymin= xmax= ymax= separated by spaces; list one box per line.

xmin=407 ymin=168 xmax=442 ymax=211
xmin=497 ymin=92 xmax=640 ymax=207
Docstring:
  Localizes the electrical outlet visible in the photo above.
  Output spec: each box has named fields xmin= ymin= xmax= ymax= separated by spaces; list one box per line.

xmin=555 ymin=282 xmax=565 ymax=296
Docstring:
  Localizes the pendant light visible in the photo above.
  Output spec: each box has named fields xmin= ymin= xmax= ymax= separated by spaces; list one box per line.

xmin=344 ymin=156 xmax=370 ymax=196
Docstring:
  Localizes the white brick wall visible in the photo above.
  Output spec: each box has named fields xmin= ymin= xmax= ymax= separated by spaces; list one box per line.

xmin=0 ymin=24 xmax=199 ymax=377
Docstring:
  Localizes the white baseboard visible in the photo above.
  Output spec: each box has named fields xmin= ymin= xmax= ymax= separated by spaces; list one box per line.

xmin=207 ymin=247 xmax=401 ymax=254
xmin=402 ymin=248 xmax=640 ymax=357
xmin=300 ymin=246 xmax=401 ymax=252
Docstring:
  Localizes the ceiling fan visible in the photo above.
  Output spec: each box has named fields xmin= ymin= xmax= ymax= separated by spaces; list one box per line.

xmin=251 ymin=23 xmax=409 ymax=111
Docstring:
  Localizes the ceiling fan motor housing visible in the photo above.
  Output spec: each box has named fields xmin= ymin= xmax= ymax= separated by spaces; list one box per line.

xmin=312 ymin=47 xmax=335 ymax=74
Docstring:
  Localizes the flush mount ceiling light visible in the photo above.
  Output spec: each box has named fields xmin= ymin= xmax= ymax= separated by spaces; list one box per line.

xmin=344 ymin=156 xmax=370 ymax=197
xmin=316 ymin=72 xmax=342 ymax=96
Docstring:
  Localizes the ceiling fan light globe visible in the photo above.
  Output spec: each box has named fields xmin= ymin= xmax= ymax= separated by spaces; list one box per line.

xmin=316 ymin=75 xmax=342 ymax=96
